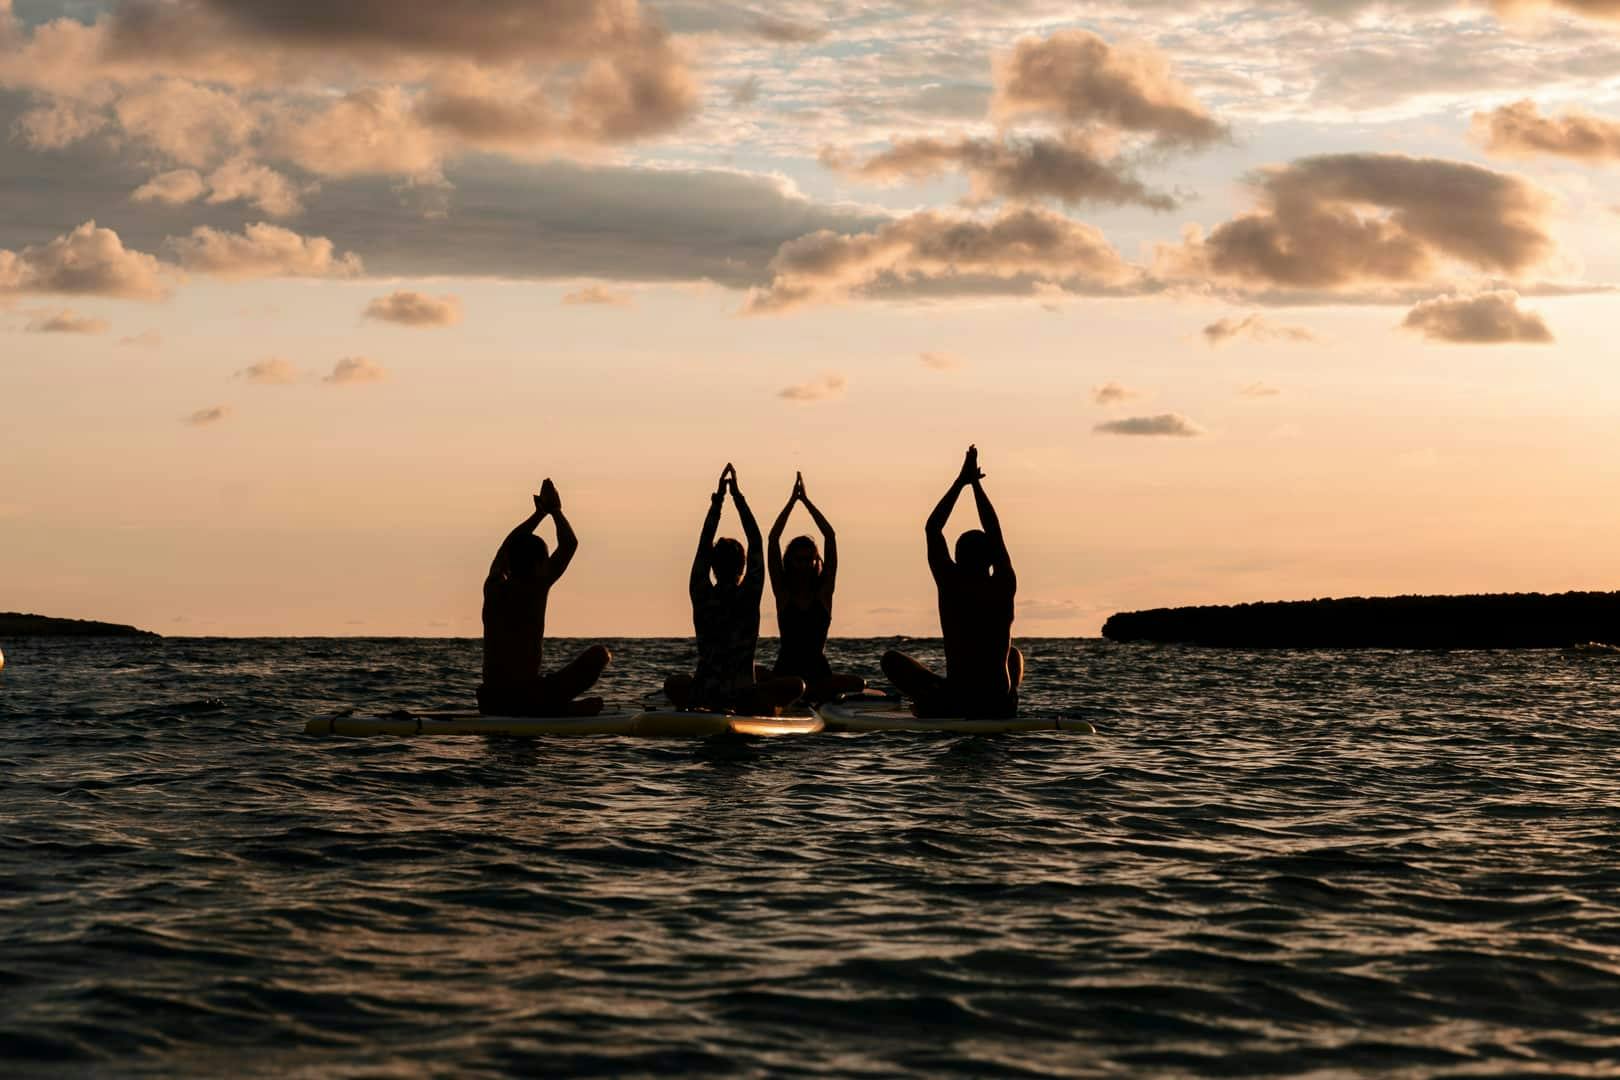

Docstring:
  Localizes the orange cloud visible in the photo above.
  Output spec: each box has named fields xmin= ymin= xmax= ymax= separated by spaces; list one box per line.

xmin=324 ymin=356 xmax=387 ymax=385
xmin=1400 ymin=291 xmax=1554 ymax=343
xmin=745 ymin=206 xmax=1143 ymax=314
xmin=1473 ymin=100 xmax=1620 ymax=162
xmin=364 ymin=291 xmax=462 ymax=327
xmin=0 ymin=222 xmax=169 ymax=300
xmin=167 ymin=223 xmax=361 ymax=279
xmin=994 ymin=30 xmax=1224 ymax=147
xmin=822 ymin=135 xmax=1176 ymax=211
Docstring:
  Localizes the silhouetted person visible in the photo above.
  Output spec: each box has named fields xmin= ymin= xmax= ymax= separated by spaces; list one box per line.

xmin=767 ymin=472 xmax=865 ymax=703
xmin=478 ymin=479 xmax=610 ymax=717
xmin=665 ymin=465 xmax=805 ymax=714
xmin=882 ymin=446 xmax=1024 ymax=718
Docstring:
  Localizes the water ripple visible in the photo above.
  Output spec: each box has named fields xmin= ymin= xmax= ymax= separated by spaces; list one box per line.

xmin=7 ymin=637 xmax=1620 ymax=1076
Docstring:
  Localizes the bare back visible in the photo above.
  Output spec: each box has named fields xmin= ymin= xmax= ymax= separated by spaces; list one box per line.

xmin=938 ymin=567 xmax=1016 ymax=698
xmin=482 ymin=571 xmax=550 ymax=688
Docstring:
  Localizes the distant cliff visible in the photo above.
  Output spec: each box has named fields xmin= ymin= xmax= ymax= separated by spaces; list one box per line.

xmin=0 ymin=613 xmax=159 ymax=638
xmin=1102 ymin=592 xmax=1620 ymax=649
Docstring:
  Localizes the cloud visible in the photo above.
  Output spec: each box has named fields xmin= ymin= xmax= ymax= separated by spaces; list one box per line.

xmin=1473 ymin=100 xmax=1620 ymax=162
xmin=363 ymin=290 xmax=462 ymax=327
xmin=111 ymin=77 xmax=260 ymax=168
xmin=26 ymin=309 xmax=109 ymax=334
xmin=1203 ymin=314 xmax=1320 ymax=347
xmin=562 ymin=285 xmax=634 ymax=307
xmin=1238 ymin=382 xmax=1283 ymax=398
xmin=185 ymin=405 xmax=231 ymax=426
xmin=1400 ymin=290 xmax=1554 ymax=343
xmin=133 ymin=169 xmax=209 ymax=206
xmin=823 ymin=135 xmax=1177 ymax=211
xmin=115 ymin=0 xmax=679 ymax=66
xmin=120 ymin=329 xmax=162 ymax=348
xmin=133 ymin=159 xmax=306 ymax=216
xmin=202 ymin=157 xmax=307 ymax=217
xmin=745 ymin=205 xmax=1143 ymax=314
xmin=3 ymin=0 xmax=697 ymax=197
xmin=0 ymin=221 xmax=169 ymax=300
xmin=1095 ymin=413 xmax=1205 ymax=437
xmin=1092 ymin=381 xmax=1142 ymax=405
xmin=324 ymin=355 xmax=387 ymax=385
xmin=920 ymin=351 xmax=962 ymax=370
xmin=730 ymin=75 xmax=761 ymax=106
xmin=779 ymin=372 xmax=847 ymax=402
xmin=748 ymin=14 xmax=826 ymax=43
xmin=167 ymin=223 xmax=362 ymax=279
xmin=993 ymin=30 xmax=1224 ymax=148
xmin=0 ymin=120 xmax=891 ymax=291
xmin=1158 ymin=154 xmax=1557 ymax=294
xmin=236 ymin=357 xmax=300 ymax=384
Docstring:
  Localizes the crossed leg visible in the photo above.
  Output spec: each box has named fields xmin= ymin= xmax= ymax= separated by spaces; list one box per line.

xmin=533 ymin=644 xmax=612 ymax=716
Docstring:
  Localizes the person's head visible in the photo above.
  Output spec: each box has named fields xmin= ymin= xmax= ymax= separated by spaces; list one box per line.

xmin=783 ymin=535 xmax=823 ymax=586
xmin=711 ymin=537 xmax=746 ymax=586
xmin=954 ymin=529 xmax=993 ymax=577
xmin=512 ymin=535 xmax=550 ymax=576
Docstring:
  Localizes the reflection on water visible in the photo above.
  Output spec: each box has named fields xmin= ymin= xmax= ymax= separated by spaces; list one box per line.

xmin=5 ymin=636 xmax=1620 ymax=1077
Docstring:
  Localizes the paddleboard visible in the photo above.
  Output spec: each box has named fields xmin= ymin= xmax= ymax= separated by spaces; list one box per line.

xmin=632 ymin=708 xmax=824 ymax=737
xmin=305 ymin=708 xmax=822 ymax=737
xmin=816 ymin=699 xmax=1096 ymax=734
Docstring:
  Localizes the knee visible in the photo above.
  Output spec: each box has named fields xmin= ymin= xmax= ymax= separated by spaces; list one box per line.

xmin=586 ymin=644 xmax=612 ymax=669
xmin=881 ymin=649 xmax=904 ymax=672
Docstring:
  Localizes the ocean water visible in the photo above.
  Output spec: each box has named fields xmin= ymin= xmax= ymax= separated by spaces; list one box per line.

xmin=5 ymin=636 xmax=1620 ymax=1078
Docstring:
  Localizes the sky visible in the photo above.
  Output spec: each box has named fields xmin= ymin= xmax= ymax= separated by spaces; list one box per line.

xmin=5 ymin=0 xmax=1620 ymax=638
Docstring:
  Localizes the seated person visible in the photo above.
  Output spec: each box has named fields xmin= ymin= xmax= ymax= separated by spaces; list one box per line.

xmin=767 ymin=471 xmax=865 ymax=703
xmin=882 ymin=446 xmax=1024 ymax=719
xmin=665 ymin=465 xmax=804 ymax=715
xmin=478 ymin=479 xmax=611 ymax=716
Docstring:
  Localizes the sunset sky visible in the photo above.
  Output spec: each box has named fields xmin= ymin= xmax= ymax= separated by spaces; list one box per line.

xmin=6 ymin=0 xmax=1620 ymax=637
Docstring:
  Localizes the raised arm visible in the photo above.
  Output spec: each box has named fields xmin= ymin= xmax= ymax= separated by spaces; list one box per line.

xmin=799 ymin=477 xmax=838 ymax=607
xmin=731 ymin=471 xmax=765 ymax=591
xmin=540 ymin=479 xmax=578 ymax=586
xmin=490 ymin=498 xmax=545 ymax=581
xmin=926 ymin=447 xmax=982 ymax=583
xmin=767 ymin=480 xmax=797 ymax=597
xmin=970 ymin=476 xmax=1015 ymax=588
xmin=690 ymin=467 xmax=730 ymax=599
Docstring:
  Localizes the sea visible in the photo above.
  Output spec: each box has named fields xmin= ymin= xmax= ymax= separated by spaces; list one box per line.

xmin=4 ymin=636 xmax=1620 ymax=1078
